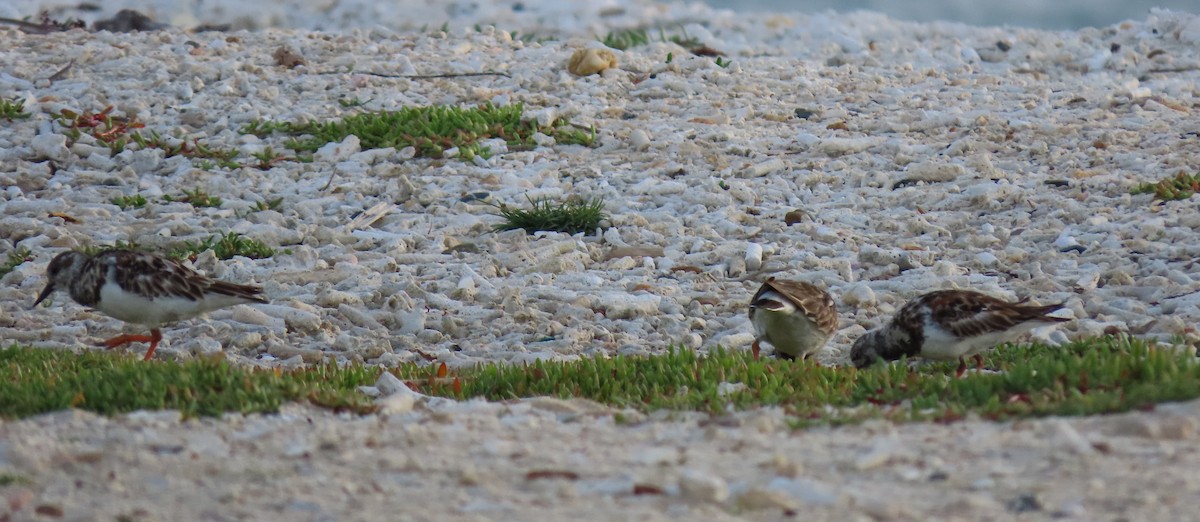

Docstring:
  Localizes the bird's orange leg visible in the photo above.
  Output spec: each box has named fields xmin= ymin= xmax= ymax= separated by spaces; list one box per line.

xmin=102 ymin=329 xmax=162 ymax=361
xmin=954 ymin=357 xmax=968 ymax=378
xmin=973 ymin=354 xmax=985 ymax=371
xmin=751 ymin=339 xmax=761 ymax=360
xmin=142 ymin=329 xmax=162 ymax=361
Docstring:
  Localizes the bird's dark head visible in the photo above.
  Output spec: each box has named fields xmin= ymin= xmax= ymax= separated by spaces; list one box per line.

xmin=33 ymin=251 xmax=88 ymax=307
xmin=849 ymin=329 xmax=884 ymax=369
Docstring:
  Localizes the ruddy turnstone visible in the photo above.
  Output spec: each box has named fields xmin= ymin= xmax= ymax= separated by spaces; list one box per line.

xmin=32 ymin=249 xmax=268 ymax=361
xmin=749 ymin=277 xmax=839 ymax=361
xmin=850 ymin=289 xmax=1068 ymax=376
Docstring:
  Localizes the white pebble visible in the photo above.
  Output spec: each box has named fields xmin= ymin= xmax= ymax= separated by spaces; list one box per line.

xmin=31 ymin=133 xmax=70 ymax=162
xmin=679 ymin=469 xmax=729 ymax=504
xmin=744 ymin=243 xmax=764 ymax=271
xmin=314 ymin=135 xmax=361 ymax=162
xmin=629 ymin=129 xmax=651 ymax=150
xmin=742 ymin=157 xmax=785 ymax=178
xmin=842 ymin=283 xmax=876 ymax=307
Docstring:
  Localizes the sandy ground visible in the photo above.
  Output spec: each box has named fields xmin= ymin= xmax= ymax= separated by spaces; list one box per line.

xmin=4 ymin=396 xmax=1200 ymax=520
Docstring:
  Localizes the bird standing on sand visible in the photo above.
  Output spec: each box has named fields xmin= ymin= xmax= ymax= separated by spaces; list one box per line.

xmin=748 ymin=277 xmax=839 ymax=362
xmin=33 ymin=249 xmax=268 ymax=360
xmin=850 ymin=289 xmax=1069 ymax=376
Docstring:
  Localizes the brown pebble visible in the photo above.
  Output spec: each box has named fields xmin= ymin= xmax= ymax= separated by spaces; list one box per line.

xmin=273 ymin=46 xmax=307 ymax=68
xmin=784 ymin=209 xmax=807 ymax=225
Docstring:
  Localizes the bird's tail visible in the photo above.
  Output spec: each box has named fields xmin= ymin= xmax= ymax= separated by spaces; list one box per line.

xmin=208 ymin=281 xmax=269 ymax=304
xmin=1018 ymin=302 xmax=1070 ymax=322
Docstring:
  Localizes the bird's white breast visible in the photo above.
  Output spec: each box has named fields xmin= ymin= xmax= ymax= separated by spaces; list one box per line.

xmin=752 ymin=301 xmax=829 ymax=357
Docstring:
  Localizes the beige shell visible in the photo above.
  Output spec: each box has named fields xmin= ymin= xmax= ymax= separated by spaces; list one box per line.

xmin=568 ymin=48 xmax=618 ymax=76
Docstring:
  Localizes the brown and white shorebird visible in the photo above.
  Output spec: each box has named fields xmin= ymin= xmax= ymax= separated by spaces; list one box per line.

xmin=850 ymin=289 xmax=1069 ymax=376
xmin=748 ymin=277 xmax=839 ymax=362
xmin=33 ymin=249 xmax=268 ymax=361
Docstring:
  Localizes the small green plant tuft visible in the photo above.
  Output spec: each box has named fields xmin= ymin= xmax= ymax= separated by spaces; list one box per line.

xmin=0 ymin=472 xmax=33 ymax=486
xmin=249 ymin=147 xmax=290 ymax=170
xmin=0 ymin=96 xmax=31 ymax=120
xmin=77 ymin=240 xmax=145 ymax=257
xmin=601 ymin=28 xmax=650 ymax=50
xmin=0 ymin=247 xmax=33 ymax=279
xmin=53 ymin=106 xmax=145 ymax=154
xmin=1132 ymin=171 xmax=1200 ymax=201
xmin=337 ymin=97 xmax=370 ymax=108
xmin=164 ymin=187 xmax=222 ymax=208
xmin=600 ymin=26 xmax=707 ymax=53
xmin=111 ymin=194 xmax=148 ymax=210
xmin=131 ymin=131 xmax=240 ymax=168
xmin=493 ymin=195 xmax=607 ymax=235
xmin=715 ymin=56 xmax=733 ymax=68
xmin=239 ymin=119 xmax=300 ymax=137
xmin=251 ymin=197 xmax=284 ymax=213
xmin=168 ymin=232 xmax=276 ymax=261
xmin=511 ymin=31 xmax=555 ymax=44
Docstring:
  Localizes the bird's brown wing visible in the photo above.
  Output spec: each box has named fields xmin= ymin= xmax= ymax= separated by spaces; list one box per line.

xmin=918 ymin=289 xmax=1065 ymax=338
xmin=761 ymin=278 xmax=839 ymax=333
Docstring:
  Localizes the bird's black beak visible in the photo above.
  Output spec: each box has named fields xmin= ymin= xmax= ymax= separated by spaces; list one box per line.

xmin=32 ymin=283 xmax=55 ymax=307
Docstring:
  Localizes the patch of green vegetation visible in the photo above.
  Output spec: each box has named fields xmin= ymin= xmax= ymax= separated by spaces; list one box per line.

xmin=111 ymin=194 xmax=148 ymax=210
xmin=600 ymin=26 xmax=703 ymax=51
xmin=163 ymin=187 xmax=222 ymax=208
xmin=601 ymin=28 xmax=650 ymax=50
xmin=168 ymin=232 xmax=276 ymax=261
xmin=0 ymin=346 xmax=376 ymax=419
xmin=408 ymin=337 xmax=1198 ymax=423
xmin=52 ymin=106 xmax=145 ymax=154
xmin=714 ymin=56 xmax=733 ymax=68
xmin=77 ymin=240 xmax=144 ymax=257
xmin=240 ymin=103 xmax=595 ymax=161
xmin=0 ymin=472 xmax=33 ymax=486
xmin=0 ymin=96 xmax=31 ymax=120
xmin=250 ymin=197 xmax=284 ymax=213
xmin=4 ymin=337 xmax=1196 ymax=428
xmin=0 ymin=247 xmax=33 ymax=279
xmin=249 ymin=147 xmax=291 ymax=170
xmin=511 ymin=31 xmax=555 ymax=44
xmin=493 ymin=195 xmax=607 ymax=235
xmin=131 ymin=131 xmax=240 ymax=169
xmin=1132 ymin=171 xmax=1200 ymax=201
xmin=337 ymin=97 xmax=370 ymax=108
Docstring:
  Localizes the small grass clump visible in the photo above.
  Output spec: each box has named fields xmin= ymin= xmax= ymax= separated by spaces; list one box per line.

xmin=77 ymin=240 xmax=144 ymax=257
xmin=168 ymin=231 xmax=276 ymax=261
xmin=3 ymin=336 xmax=1199 ymax=424
xmin=249 ymin=147 xmax=291 ymax=170
xmin=599 ymin=26 xmax=709 ymax=53
xmin=493 ymin=195 xmax=607 ymax=234
xmin=241 ymin=103 xmax=595 ymax=161
xmin=0 ymin=96 xmax=31 ymax=120
xmin=601 ymin=28 xmax=651 ymax=50
xmin=0 ymin=247 xmax=33 ymax=279
xmin=163 ymin=187 xmax=222 ymax=208
xmin=131 ymin=131 xmax=240 ymax=168
xmin=1132 ymin=171 xmax=1200 ymax=201
xmin=53 ymin=106 xmax=145 ymax=154
xmin=111 ymin=194 xmax=148 ymax=210
xmin=250 ymin=197 xmax=284 ymax=213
